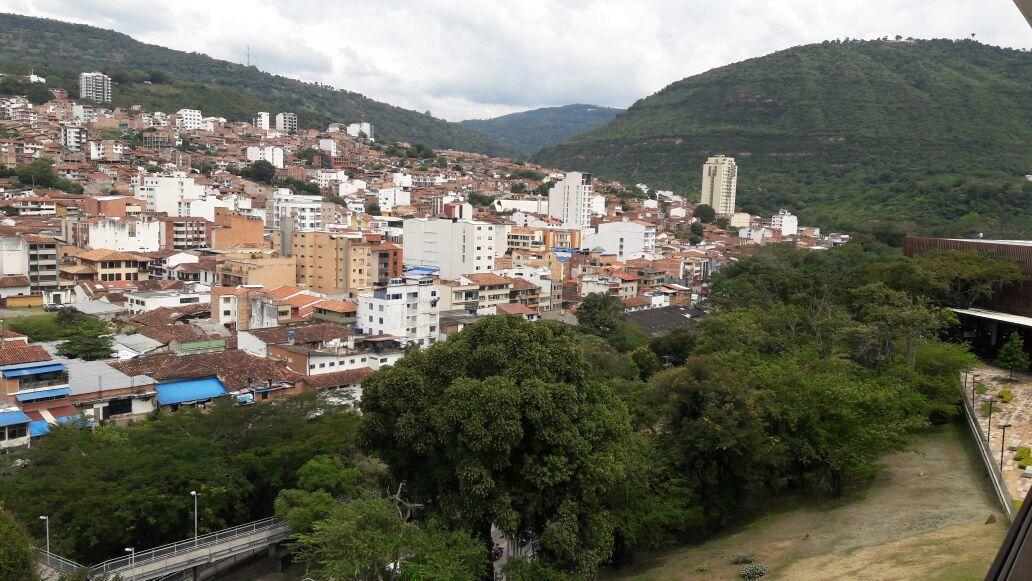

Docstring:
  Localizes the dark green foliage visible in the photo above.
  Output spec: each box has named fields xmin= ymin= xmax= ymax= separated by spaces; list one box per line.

xmin=359 ymin=316 xmax=632 ymax=575
xmin=0 ymin=14 xmax=511 ymax=156
xmin=460 ymin=104 xmax=623 ymax=156
xmin=0 ymin=508 xmax=36 ymax=581
xmin=576 ymin=292 xmax=625 ymax=337
xmin=240 ymin=160 xmax=276 ymax=183
xmin=536 ymin=40 xmax=1032 ymax=238
xmin=12 ymin=157 xmax=82 ymax=193
xmin=692 ymin=204 xmax=716 ymax=223
xmin=5 ymin=313 xmax=63 ymax=341
xmin=56 ymin=318 xmax=114 ymax=361
xmin=996 ymin=331 xmax=1029 ymax=379
xmin=1 ymin=396 xmax=361 ymax=563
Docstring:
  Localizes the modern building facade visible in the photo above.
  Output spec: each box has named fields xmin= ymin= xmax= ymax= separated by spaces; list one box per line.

xmin=402 ymin=218 xmax=496 ymax=279
xmin=700 ymin=155 xmax=738 ymax=217
xmin=78 ymin=72 xmax=111 ymax=103
xmin=275 ymin=112 xmax=298 ymax=133
xmin=548 ymin=171 xmax=593 ymax=230
xmin=357 ymin=275 xmax=440 ymax=347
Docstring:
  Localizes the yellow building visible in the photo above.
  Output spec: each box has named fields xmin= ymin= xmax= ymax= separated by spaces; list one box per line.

xmin=290 ymin=231 xmax=402 ymax=297
xmin=219 ymin=256 xmax=297 ymax=288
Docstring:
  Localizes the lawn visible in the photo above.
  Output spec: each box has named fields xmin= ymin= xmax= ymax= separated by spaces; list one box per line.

xmin=4 ymin=312 xmax=63 ymax=341
xmin=610 ymin=422 xmax=1006 ymax=580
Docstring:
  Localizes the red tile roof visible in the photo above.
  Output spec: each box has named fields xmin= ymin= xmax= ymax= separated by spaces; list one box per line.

xmin=0 ymin=344 xmax=52 ymax=366
xmin=110 ymin=350 xmax=303 ymax=390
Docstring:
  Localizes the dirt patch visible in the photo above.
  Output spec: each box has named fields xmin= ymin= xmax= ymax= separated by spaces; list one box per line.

xmin=614 ymin=422 xmax=1006 ymax=580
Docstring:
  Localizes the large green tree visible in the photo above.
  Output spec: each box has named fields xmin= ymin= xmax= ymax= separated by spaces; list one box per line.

xmin=0 ymin=508 xmax=36 ymax=581
xmin=56 ymin=318 xmax=114 ymax=361
xmin=359 ymin=316 xmax=632 ymax=574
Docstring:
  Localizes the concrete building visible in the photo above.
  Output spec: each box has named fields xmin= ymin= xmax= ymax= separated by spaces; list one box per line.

xmin=253 ymin=112 xmax=271 ymax=130
xmin=245 ymin=145 xmax=284 ymax=169
xmin=210 ymin=209 xmax=265 ymax=249
xmin=581 ymin=220 xmax=657 ymax=260
xmin=125 ymin=289 xmax=210 ymax=314
xmin=271 ymin=189 xmax=334 ymax=231
xmin=700 ymin=155 xmax=738 ymax=217
xmin=318 ymin=139 xmax=338 ymax=157
xmin=59 ymin=124 xmax=87 ymax=152
xmin=218 ymin=256 xmax=297 ymax=288
xmin=290 ymin=231 xmax=402 ymax=296
xmin=376 ymin=188 xmax=411 ymax=213
xmin=402 ymin=218 xmax=497 ymax=279
xmin=275 ymin=112 xmax=298 ymax=133
xmin=69 ymin=217 xmax=161 ymax=253
xmin=134 ymin=173 xmax=207 ymax=216
xmin=357 ymin=275 xmax=440 ymax=347
xmin=548 ymin=172 xmax=593 ymax=230
xmin=771 ymin=209 xmax=798 ymax=236
xmin=346 ymin=122 xmax=374 ymax=140
xmin=78 ymin=72 xmax=111 ymax=103
xmin=174 ymin=109 xmax=203 ymax=131
xmin=157 ymin=216 xmax=211 ymax=250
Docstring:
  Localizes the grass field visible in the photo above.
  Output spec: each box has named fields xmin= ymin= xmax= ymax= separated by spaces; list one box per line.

xmin=4 ymin=312 xmax=62 ymax=341
xmin=612 ymin=422 xmax=1006 ymax=580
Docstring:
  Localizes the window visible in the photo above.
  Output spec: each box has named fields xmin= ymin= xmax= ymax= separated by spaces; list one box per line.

xmin=223 ymin=310 xmax=231 ymax=316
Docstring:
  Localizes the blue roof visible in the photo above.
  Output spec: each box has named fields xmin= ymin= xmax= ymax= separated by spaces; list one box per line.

xmin=404 ymin=266 xmax=439 ymax=276
xmin=29 ymin=416 xmax=84 ymax=437
xmin=0 ymin=409 xmax=30 ymax=427
xmin=2 ymin=363 xmax=68 ymax=378
xmin=156 ymin=378 xmax=227 ymax=406
xmin=15 ymin=387 xmax=71 ymax=402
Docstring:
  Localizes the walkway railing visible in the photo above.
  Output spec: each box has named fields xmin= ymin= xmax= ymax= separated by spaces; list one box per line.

xmin=962 ymin=387 xmax=1017 ymax=521
xmin=89 ymin=516 xmax=289 ymax=577
xmin=33 ymin=547 xmax=84 ymax=575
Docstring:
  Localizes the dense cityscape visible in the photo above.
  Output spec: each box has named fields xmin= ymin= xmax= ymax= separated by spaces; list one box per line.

xmin=0 ymin=4 xmax=1028 ymax=581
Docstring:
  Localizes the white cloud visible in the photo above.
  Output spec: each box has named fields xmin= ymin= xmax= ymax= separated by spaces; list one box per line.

xmin=1 ymin=0 xmax=1029 ymax=120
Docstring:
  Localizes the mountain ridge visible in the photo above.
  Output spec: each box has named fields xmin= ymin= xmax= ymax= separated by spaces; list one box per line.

xmin=535 ymin=39 xmax=1032 ymax=239
xmin=459 ymin=103 xmax=623 ymax=156
xmin=0 ymin=13 xmax=513 ymax=156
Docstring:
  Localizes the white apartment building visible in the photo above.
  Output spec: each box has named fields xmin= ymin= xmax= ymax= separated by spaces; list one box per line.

xmin=346 ymin=122 xmax=374 ymax=140
xmin=253 ymin=112 xmax=270 ymax=130
xmin=315 ymin=170 xmax=349 ymax=189
xmin=376 ymin=188 xmax=411 ymax=212
xmin=771 ymin=209 xmax=799 ymax=236
xmin=245 ymin=145 xmax=285 ymax=168
xmin=402 ymin=218 xmax=497 ymax=279
xmin=318 ymin=139 xmax=338 ymax=157
xmin=88 ymin=140 xmax=128 ymax=162
xmin=174 ymin=109 xmax=204 ymax=131
xmin=392 ymin=173 xmax=413 ymax=188
xmin=700 ymin=155 xmax=738 ymax=217
xmin=134 ymin=173 xmax=206 ymax=216
xmin=581 ymin=220 xmax=657 ymax=261
xmin=79 ymin=72 xmax=111 ymax=103
xmin=59 ymin=124 xmax=87 ymax=152
xmin=85 ymin=217 xmax=161 ymax=252
xmin=271 ymin=188 xmax=331 ymax=231
xmin=357 ymin=276 xmax=440 ymax=347
xmin=548 ymin=171 xmax=593 ymax=230
xmin=125 ymin=289 xmax=209 ymax=314
xmin=275 ymin=112 xmax=298 ymax=133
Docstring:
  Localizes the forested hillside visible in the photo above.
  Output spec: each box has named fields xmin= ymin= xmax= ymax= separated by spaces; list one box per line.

xmin=460 ymin=104 xmax=623 ymax=155
xmin=536 ymin=39 xmax=1032 ymax=240
xmin=0 ymin=13 xmax=511 ymax=155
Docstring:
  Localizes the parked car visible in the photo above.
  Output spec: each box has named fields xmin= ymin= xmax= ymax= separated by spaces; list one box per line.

xmin=43 ymin=303 xmax=60 ymax=312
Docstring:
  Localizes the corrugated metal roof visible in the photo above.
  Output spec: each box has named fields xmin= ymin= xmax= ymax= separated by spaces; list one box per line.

xmin=2 ymin=363 xmax=68 ymax=378
xmin=0 ymin=409 xmax=31 ymax=427
xmin=15 ymin=387 xmax=71 ymax=402
xmin=155 ymin=377 xmax=227 ymax=406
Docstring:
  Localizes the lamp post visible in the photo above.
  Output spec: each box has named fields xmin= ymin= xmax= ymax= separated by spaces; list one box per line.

xmin=190 ymin=490 xmax=199 ymax=546
xmin=1000 ymin=422 xmax=1013 ymax=471
xmin=971 ymin=374 xmax=979 ymax=406
xmin=39 ymin=515 xmax=49 ymax=555
xmin=124 ymin=547 xmax=135 ymax=581
xmin=985 ymin=395 xmax=997 ymax=444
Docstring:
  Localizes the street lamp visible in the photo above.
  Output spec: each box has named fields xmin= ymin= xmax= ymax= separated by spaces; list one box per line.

xmin=124 ymin=547 xmax=135 ymax=581
xmin=971 ymin=374 xmax=980 ymax=405
xmin=1000 ymin=422 xmax=1013 ymax=471
xmin=985 ymin=395 xmax=998 ymax=444
xmin=38 ymin=515 xmax=49 ymax=555
xmin=190 ymin=490 xmax=199 ymax=546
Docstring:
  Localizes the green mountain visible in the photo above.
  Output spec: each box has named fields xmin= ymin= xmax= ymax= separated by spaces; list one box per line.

xmin=535 ymin=39 xmax=1032 ymax=240
xmin=459 ymin=104 xmax=623 ymax=156
xmin=0 ymin=13 xmax=511 ymax=156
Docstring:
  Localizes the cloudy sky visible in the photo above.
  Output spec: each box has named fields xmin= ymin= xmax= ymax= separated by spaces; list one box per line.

xmin=1 ymin=0 xmax=1029 ymax=120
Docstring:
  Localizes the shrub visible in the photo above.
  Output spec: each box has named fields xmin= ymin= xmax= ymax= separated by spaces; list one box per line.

xmin=999 ymin=389 xmax=1014 ymax=403
xmin=1015 ymin=447 xmax=1031 ymax=469
xmin=694 ymin=565 xmax=711 ymax=573
xmin=980 ymin=402 xmax=999 ymax=417
xmin=976 ymin=383 xmax=988 ymax=395
xmin=730 ymin=552 xmax=756 ymax=564
xmin=739 ymin=563 xmax=769 ymax=579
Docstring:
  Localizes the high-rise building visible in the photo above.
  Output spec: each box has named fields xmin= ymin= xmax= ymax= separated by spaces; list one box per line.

xmin=402 ymin=218 xmax=497 ymax=279
xmin=288 ymin=231 xmax=402 ymax=296
xmin=357 ymin=275 xmax=440 ymax=347
xmin=700 ymin=155 xmax=738 ymax=217
xmin=78 ymin=72 xmax=111 ymax=103
xmin=547 ymin=171 xmax=593 ymax=230
xmin=275 ymin=112 xmax=298 ymax=133
xmin=253 ymin=112 xmax=270 ymax=130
